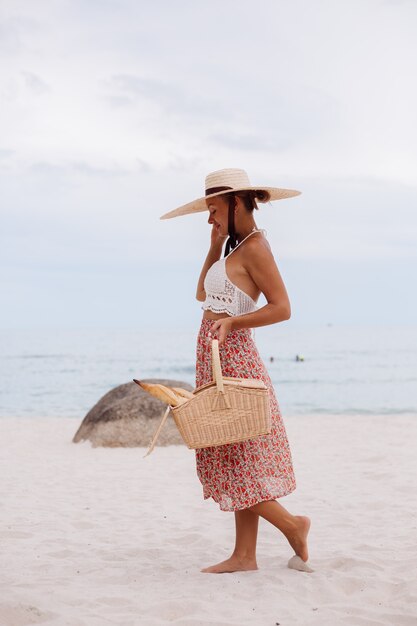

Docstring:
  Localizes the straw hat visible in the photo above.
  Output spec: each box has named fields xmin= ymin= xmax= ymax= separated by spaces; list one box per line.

xmin=159 ymin=168 xmax=301 ymax=220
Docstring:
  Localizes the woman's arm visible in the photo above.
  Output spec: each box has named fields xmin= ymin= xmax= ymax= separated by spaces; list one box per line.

xmin=208 ymin=238 xmax=291 ymax=345
xmin=196 ymin=241 xmax=224 ymax=301
xmin=231 ymin=240 xmax=291 ymax=330
xmin=231 ymin=301 xmax=290 ymax=331
xmin=196 ymin=226 xmax=227 ymax=301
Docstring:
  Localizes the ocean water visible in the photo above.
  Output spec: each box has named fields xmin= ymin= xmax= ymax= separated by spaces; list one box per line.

xmin=0 ymin=324 xmax=416 ymax=419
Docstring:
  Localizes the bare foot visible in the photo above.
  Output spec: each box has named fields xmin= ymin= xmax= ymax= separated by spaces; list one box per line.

xmin=285 ymin=515 xmax=311 ymax=562
xmin=201 ymin=554 xmax=258 ymax=574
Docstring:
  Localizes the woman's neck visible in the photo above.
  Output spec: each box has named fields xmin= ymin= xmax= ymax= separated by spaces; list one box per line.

xmin=236 ymin=224 xmax=258 ymax=241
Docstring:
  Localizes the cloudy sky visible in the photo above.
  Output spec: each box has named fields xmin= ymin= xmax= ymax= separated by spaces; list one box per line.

xmin=1 ymin=0 xmax=416 ymax=331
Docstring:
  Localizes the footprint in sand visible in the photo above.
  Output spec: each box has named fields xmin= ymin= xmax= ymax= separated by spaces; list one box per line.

xmin=0 ymin=603 xmax=58 ymax=625
xmin=327 ymin=556 xmax=384 ymax=571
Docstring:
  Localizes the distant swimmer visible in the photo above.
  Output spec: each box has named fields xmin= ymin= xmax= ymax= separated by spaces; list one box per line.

xmin=295 ymin=354 xmax=305 ymax=362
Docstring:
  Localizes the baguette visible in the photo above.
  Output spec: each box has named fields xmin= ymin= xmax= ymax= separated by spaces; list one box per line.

xmin=133 ymin=380 xmax=185 ymax=406
xmin=156 ymin=384 xmax=185 ymax=406
xmin=171 ymin=387 xmax=194 ymax=400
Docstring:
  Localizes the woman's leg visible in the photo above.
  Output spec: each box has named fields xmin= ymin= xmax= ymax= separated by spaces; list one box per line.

xmin=201 ymin=509 xmax=260 ymax=574
xmin=248 ymin=499 xmax=310 ymax=562
xmin=232 ymin=508 xmax=259 ymax=560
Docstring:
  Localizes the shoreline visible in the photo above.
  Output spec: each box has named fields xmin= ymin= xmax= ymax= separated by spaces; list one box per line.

xmin=2 ymin=410 xmax=417 ymax=420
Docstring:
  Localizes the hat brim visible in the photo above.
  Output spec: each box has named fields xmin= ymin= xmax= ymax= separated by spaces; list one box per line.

xmin=159 ymin=186 xmax=301 ymax=220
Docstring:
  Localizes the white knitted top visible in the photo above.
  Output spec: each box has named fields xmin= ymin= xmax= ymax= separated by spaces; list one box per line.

xmin=201 ymin=228 xmax=266 ymax=317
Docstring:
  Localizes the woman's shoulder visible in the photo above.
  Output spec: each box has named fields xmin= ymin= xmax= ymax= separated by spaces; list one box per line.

xmin=240 ymin=230 xmax=274 ymax=275
xmin=246 ymin=229 xmax=272 ymax=254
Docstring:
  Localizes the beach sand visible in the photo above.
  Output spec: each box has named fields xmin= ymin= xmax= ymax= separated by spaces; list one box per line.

xmin=1 ymin=413 xmax=416 ymax=626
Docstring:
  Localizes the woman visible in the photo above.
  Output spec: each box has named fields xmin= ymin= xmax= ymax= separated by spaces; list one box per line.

xmin=160 ymin=168 xmax=311 ymax=574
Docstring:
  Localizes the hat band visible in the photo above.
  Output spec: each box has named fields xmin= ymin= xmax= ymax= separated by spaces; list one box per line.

xmin=205 ymin=185 xmax=233 ymax=196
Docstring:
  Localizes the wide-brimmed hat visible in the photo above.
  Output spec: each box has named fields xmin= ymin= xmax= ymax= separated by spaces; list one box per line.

xmin=159 ymin=168 xmax=301 ymax=219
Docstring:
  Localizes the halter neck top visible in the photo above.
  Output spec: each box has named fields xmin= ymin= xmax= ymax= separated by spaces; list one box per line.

xmin=201 ymin=228 xmax=266 ymax=317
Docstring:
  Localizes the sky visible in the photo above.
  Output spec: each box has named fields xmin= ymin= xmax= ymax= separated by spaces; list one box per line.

xmin=1 ymin=0 xmax=417 ymax=331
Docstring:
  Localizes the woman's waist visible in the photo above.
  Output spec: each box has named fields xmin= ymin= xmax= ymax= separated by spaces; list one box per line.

xmin=202 ymin=310 xmax=234 ymax=320
xmin=199 ymin=316 xmax=253 ymax=336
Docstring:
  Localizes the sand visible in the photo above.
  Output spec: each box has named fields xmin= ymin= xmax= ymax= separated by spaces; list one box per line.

xmin=1 ymin=413 xmax=416 ymax=626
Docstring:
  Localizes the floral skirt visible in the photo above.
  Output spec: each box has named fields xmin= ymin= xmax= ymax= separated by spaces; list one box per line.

xmin=195 ymin=318 xmax=296 ymax=512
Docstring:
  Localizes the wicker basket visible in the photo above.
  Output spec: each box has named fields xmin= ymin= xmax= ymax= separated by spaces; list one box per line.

xmin=144 ymin=338 xmax=271 ymax=456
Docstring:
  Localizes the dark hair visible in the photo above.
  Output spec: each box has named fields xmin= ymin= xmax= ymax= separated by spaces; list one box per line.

xmin=222 ymin=190 xmax=269 ymax=256
xmin=222 ymin=189 xmax=270 ymax=212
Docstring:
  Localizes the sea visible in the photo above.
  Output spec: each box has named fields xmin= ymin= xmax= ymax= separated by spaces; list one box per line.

xmin=0 ymin=324 xmax=416 ymax=419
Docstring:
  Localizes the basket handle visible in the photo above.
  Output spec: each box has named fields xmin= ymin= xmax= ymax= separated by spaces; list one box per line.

xmin=210 ymin=339 xmax=232 ymax=410
xmin=211 ymin=339 xmax=225 ymax=393
xmin=143 ymin=405 xmax=171 ymax=458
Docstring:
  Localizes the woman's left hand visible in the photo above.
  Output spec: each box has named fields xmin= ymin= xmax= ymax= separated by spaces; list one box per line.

xmin=208 ymin=317 xmax=234 ymax=346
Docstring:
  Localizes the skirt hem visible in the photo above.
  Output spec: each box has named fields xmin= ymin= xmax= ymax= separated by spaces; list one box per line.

xmin=203 ymin=481 xmax=297 ymax=512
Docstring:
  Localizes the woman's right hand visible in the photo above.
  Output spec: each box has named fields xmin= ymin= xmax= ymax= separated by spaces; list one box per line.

xmin=210 ymin=223 xmax=228 ymax=248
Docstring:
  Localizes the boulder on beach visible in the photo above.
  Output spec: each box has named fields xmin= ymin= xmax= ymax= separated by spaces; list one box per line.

xmin=72 ymin=379 xmax=194 ymax=448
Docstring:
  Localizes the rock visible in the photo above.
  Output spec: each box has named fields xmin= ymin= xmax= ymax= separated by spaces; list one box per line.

xmin=287 ymin=555 xmax=314 ymax=573
xmin=72 ymin=379 xmax=194 ymax=448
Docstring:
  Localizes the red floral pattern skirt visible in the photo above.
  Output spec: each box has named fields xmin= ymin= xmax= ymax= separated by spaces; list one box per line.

xmin=195 ymin=318 xmax=296 ymax=512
